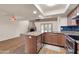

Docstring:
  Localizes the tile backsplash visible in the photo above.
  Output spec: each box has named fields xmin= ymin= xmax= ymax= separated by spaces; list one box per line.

xmin=61 ymin=26 xmax=79 ymax=31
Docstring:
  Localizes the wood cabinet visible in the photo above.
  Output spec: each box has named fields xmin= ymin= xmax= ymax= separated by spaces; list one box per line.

xmin=25 ymin=35 xmax=37 ymax=54
xmin=44 ymin=33 xmax=58 ymax=45
xmin=43 ymin=32 xmax=65 ymax=47
xmin=57 ymin=34 xmax=65 ymax=47
xmin=37 ymin=35 xmax=43 ymax=52
xmin=77 ymin=43 xmax=79 ymax=54
xmin=25 ymin=34 xmax=43 ymax=54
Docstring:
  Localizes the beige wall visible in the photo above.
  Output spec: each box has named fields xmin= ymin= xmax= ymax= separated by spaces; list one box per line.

xmin=57 ymin=16 xmax=67 ymax=32
xmin=35 ymin=21 xmax=58 ymax=33
xmin=0 ymin=16 xmax=67 ymax=41
xmin=35 ymin=16 xmax=67 ymax=33
xmin=0 ymin=17 xmax=29 ymax=41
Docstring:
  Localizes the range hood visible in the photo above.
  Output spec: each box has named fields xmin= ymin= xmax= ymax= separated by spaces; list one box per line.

xmin=72 ymin=13 xmax=79 ymax=25
xmin=72 ymin=13 xmax=79 ymax=20
xmin=28 ymin=21 xmax=36 ymax=32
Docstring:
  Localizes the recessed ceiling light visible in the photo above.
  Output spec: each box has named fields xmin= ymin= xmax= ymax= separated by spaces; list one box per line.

xmin=39 ymin=15 xmax=42 ymax=18
xmin=33 ymin=11 xmax=37 ymax=14
xmin=38 ymin=15 xmax=44 ymax=19
xmin=46 ymin=4 xmax=56 ymax=6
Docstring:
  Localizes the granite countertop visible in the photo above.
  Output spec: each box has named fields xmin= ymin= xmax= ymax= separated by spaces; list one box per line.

xmin=21 ymin=32 xmax=42 ymax=36
xmin=22 ymin=32 xmax=64 ymax=36
xmin=61 ymin=31 xmax=79 ymax=36
xmin=76 ymin=40 xmax=79 ymax=44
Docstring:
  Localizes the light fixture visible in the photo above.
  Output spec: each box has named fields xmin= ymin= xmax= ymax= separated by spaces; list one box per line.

xmin=9 ymin=16 xmax=16 ymax=21
xmin=33 ymin=11 xmax=37 ymax=14
xmin=46 ymin=4 xmax=56 ymax=6
xmin=38 ymin=15 xmax=42 ymax=18
xmin=38 ymin=15 xmax=44 ymax=19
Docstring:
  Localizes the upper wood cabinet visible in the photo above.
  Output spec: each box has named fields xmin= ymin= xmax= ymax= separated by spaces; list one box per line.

xmin=57 ymin=34 xmax=65 ymax=47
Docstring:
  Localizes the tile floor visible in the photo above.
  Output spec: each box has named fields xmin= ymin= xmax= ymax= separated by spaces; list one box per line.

xmin=39 ymin=44 xmax=66 ymax=54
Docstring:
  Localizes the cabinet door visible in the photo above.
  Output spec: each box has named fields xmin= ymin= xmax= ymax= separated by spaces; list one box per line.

xmin=44 ymin=33 xmax=65 ymax=47
xmin=57 ymin=34 xmax=65 ymax=47
xmin=77 ymin=44 xmax=79 ymax=54
xmin=37 ymin=35 xmax=43 ymax=52
xmin=44 ymin=33 xmax=58 ymax=45
xmin=25 ymin=36 xmax=37 ymax=54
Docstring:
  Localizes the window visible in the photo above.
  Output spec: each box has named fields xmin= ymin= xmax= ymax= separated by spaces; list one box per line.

xmin=40 ymin=23 xmax=52 ymax=33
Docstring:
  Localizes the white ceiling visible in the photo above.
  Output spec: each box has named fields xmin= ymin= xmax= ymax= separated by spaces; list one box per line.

xmin=34 ymin=4 xmax=77 ymax=17
xmin=35 ymin=4 xmax=67 ymax=13
xmin=0 ymin=4 xmax=42 ymax=21
xmin=0 ymin=4 xmax=78 ymax=21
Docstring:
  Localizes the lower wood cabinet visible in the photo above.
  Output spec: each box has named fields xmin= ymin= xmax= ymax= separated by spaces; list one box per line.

xmin=57 ymin=34 xmax=66 ymax=47
xmin=25 ymin=34 xmax=43 ymax=54
xmin=43 ymin=32 xmax=65 ymax=47
xmin=25 ymin=35 xmax=37 ymax=54
xmin=37 ymin=35 xmax=43 ymax=52
xmin=77 ymin=43 xmax=79 ymax=54
xmin=24 ymin=32 xmax=66 ymax=54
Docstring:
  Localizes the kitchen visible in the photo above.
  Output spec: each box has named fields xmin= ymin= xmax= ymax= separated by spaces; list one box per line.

xmin=0 ymin=4 xmax=79 ymax=54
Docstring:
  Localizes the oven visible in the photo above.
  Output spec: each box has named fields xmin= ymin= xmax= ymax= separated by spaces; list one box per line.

xmin=65 ymin=35 xmax=77 ymax=54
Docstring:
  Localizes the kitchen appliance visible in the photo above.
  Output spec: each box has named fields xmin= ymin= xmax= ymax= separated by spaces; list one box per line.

xmin=72 ymin=13 xmax=79 ymax=25
xmin=65 ymin=35 xmax=77 ymax=54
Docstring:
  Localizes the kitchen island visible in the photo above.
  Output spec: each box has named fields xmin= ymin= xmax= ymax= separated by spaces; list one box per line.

xmin=21 ymin=32 xmax=43 ymax=54
xmin=21 ymin=32 xmax=66 ymax=54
